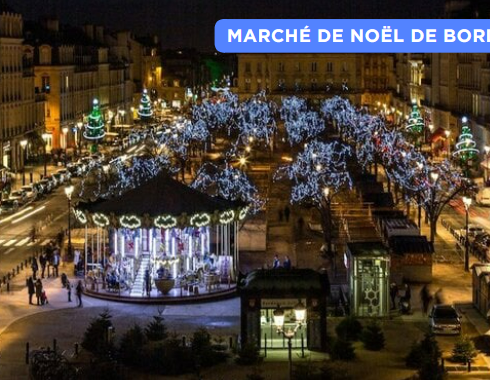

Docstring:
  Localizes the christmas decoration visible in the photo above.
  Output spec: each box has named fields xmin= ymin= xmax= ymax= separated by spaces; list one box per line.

xmin=406 ymin=101 xmax=424 ymax=134
xmin=453 ymin=117 xmax=479 ymax=169
xmin=190 ymin=213 xmax=211 ymax=227
xmin=154 ymin=215 xmax=178 ymax=229
xmin=119 ymin=215 xmax=142 ymax=229
xmin=83 ymin=99 xmax=106 ymax=141
xmin=137 ymin=89 xmax=153 ymax=121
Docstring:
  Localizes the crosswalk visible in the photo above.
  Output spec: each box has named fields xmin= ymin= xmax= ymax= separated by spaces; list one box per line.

xmin=0 ymin=238 xmax=51 ymax=253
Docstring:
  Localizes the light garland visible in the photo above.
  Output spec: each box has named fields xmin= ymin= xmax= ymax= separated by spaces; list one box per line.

xmin=119 ymin=215 xmax=142 ymax=229
xmin=158 ymin=257 xmax=179 ymax=267
xmin=74 ymin=209 xmax=87 ymax=224
xmin=190 ymin=213 xmax=211 ymax=227
xmin=219 ymin=210 xmax=235 ymax=224
xmin=92 ymin=213 xmax=110 ymax=227
xmin=154 ymin=214 xmax=178 ymax=229
xmin=239 ymin=207 xmax=249 ymax=220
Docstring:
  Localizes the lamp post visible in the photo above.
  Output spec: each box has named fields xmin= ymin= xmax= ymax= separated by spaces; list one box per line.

xmin=65 ymin=185 xmax=74 ymax=258
xmin=76 ymin=122 xmax=83 ymax=157
xmin=273 ymin=301 xmax=307 ymax=380
xmin=444 ymin=130 xmax=451 ymax=159
xmin=462 ymin=196 xmax=472 ymax=272
xmin=41 ymin=133 xmax=50 ymax=178
xmin=20 ymin=139 xmax=27 ymax=185
xmin=484 ymin=146 xmax=490 ymax=184
xmin=322 ymin=187 xmax=333 ymax=257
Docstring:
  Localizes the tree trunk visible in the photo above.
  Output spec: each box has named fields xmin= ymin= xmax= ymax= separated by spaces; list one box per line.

xmin=319 ymin=205 xmax=332 ymax=257
xmin=429 ymin=214 xmax=438 ymax=244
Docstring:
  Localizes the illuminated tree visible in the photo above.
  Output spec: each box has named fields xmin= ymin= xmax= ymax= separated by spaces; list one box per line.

xmin=453 ymin=117 xmax=479 ymax=176
xmin=83 ymin=99 xmax=105 ymax=152
xmin=137 ymin=89 xmax=154 ymax=122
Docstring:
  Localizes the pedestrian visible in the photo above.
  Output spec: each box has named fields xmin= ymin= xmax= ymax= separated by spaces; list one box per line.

xmin=73 ymin=249 xmax=80 ymax=275
xmin=41 ymin=290 xmax=48 ymax=305
xmin=27 ymin=277 xmax=35 ymax=305
xmin=278 ymin=209 xmax=283 ymax=222
xmin=403 ymin=283 xmax=411 ymax=308
xmin=76 ymin=280 xmax=83 ymax=307
xmin=31 ymin=258 xmax=39 ymax=280
xmin=283 ymin=255 xmax=291 ymax=270
xmin=67 ymin=280 xmax=72 ymax=303
xmin=284 ymin=206 xmax=290 ymax=222
xmin=35 ymin=279 xmax=43 ymax=306
xmin=272 ymin=254 xmax=280 ymax=269
xmin=39 ymin=253 xmax=47 ymax=279
xmin=434 ymin=288 xmax=444 ymax=305
xmin=52 ymin=249 xmax=60 ymax=278
xmin=420 ymin=284 xmax=432 ymax=315
xmin=389 ymin=282 xmax=399 ymax=310
xmin=144 ymin=269 xmax=151 ymax=297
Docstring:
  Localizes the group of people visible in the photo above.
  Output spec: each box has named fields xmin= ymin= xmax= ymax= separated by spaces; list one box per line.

xmin=390 ymin=282 xmax=445 ymax=314
xmin=272 ymin=254 xmax=291 ymax=270
xmin=30 ymin=241 xmax=61 ymax=280
xmin=27 ymin=277 xmax=48 ymax=306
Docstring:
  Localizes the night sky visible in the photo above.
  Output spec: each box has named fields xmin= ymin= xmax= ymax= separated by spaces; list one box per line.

xmin=10 ymin=0 xmax=445 ymax=51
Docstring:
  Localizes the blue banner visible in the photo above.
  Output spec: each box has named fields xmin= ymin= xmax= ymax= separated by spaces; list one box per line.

xmin=215 ymin=19 xmax=490 ymax=52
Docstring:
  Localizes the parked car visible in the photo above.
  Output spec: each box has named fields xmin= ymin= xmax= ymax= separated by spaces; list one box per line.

xmin=429 ymin=305 xmax=462 ymax=335
xmin=45 ymin=174 xmax=59 ymax=188
xmin=9 ymin=190 xmax=27 ymax=205
xmin=39 ymin=179 xmax=53 ymax=194
xmin=56 ymin=168 xmax=71 ymax=183
xmin=21 ymin=185 xmax=37 ymax=201
xmin=52 ymin=173 xmax=64 ymax=185
xmin=67 ymin=162 xmax=83 ymax=177
xmin=461 ymin=224 xmax=485 ymax=238
xmin=0 ymin=199 xmax=19 ymax=214
xmin=476 ymin=187 xmax=490 ymax=206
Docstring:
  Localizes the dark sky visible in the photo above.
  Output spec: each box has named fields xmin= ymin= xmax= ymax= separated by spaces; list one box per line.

xmin=10 ymin=0 xmax=445 ymax=51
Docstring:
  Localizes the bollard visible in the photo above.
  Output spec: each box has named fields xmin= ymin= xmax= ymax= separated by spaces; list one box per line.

xmin=74 ymin=342 xmax=79 ymax=356
xmin=12 ymin=269 xmax=16 ymax=277
xmin=7 ymin=273 xmax=11 ymax=281
xmin=2 ymin=276 xmax=6 ymax=284
xmin=182 ymin=336 xmax=186 ymax=347
xmin=468 ymin=360 xmax=471 ymax=372
xmin=264 ymin=334 xmax=267 ymax=358
xmin=229 ymin=336 xmax=233 ymax=350
xmin=25 ymin=342 xmax=29 ymax=364
xmin=301 ymin=333 xmax=305 ymax=358
xmin=53 ymin=339 xmax=57 ymax=353
xmin=16 ymin=266 xmax=19 ymax=274
xmin=20 ymin=262 xmax=24 ymax=270
xmin=6 ymin=281 xmax=10 ymax=293
xmin=25 ymin=259 xmax=28 ymax=267
xmin=441 ymin=357 xmax=445 ymax=371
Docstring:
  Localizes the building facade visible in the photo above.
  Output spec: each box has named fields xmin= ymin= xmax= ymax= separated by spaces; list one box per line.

xmin=0 ymin=6 xmax=44 ymax=171
xmin=25 ymin=20 xmax=133 ymax=152
xmin=236 ymin=53 xmax=395 ymax=107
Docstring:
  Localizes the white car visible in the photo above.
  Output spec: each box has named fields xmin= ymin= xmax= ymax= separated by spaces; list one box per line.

xmin=21 ymin=185 xmax=37 ymax=201
xmin=56 ymin=169 xmax=71 ymax=182
xmin=429 ymin=305 xmax=462 ymax=335
xmin=9 ymin=190 xmax=27 ymax=205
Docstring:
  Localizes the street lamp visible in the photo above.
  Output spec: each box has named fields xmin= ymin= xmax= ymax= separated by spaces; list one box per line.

xmin=41 ymin=133 xmax=50 ymax=178
xmin=76 ymin=122 xmax=83 ymax=157
xmin=462 ymin=196 xmax=472 ymax=272
xmin=65 ymin=185 xmax=74 ymax=258
xmin=444 ymin=130 xmax=451 ymax=159
xmin=20 ymin=139 xmax=27 ymax=185
xmin=273 ymin=301 xmax=307 ymax=380
xmin=484 ymin=146 xmax=490 ymax=184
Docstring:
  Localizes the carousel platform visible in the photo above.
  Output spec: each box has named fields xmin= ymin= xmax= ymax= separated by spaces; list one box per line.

xmin=83 ymin=282 xmax=238 ymax=304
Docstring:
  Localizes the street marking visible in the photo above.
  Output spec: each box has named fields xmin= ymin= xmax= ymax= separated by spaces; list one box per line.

xmin=3 ymin=239 xmax=17 ymax=247
xmin=15 ymin=237 xmax=30 ymax=246
xmin=27 ymin=241 xmax=35 ymax=246
xmin=40 ymin=239 xmax=51 ymax=246
xmin=3 ymin=247 xmax=14 ymax=255
xmin=11 ymin=206 xmax=46 ymax=224
xmin=0 ymin=206 xmax=34 ymax=224
xmin=0 ymin=240 xmax=5 ymax=245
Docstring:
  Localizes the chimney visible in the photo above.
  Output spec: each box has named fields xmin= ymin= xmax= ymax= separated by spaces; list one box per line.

xmin=95 ymin=25 xmax=104 ymax=44
xmin=84 ymin=24 xmax=94 ymax=40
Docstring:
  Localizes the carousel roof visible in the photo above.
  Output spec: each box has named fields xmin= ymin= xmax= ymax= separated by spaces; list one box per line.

xmin=77 ymin=172 xmax=244 ymax=217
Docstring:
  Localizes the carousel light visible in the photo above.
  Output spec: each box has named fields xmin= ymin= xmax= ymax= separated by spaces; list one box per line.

xmin=154 ymin=214 xmax=178 ymax=229
xmin=239 ymin=207 xmax=249 ymax=220
xmin=219 ymin=210 xmax=235 ymax=224
xmin=92 ymin=213 xmax=110 ymax=227
xmin=119 ymin=215 xmax=142 ymax=229
xmin=74 ymin=209 xmax=87 ymax=224
xmin=190 ymin=212 xmax=211 ymax=227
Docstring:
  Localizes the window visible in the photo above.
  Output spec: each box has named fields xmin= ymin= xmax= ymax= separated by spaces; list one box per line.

xmin=311 ymin=62 xmax=317 ymax=72
xmin=245 ymin=62 xmax=251 ymax=72
xmin=342 ymin=62 xmax=348 ymax=72
xmin=257 ymin=63 xmax=262 ymax=73
xmin=326 ymin=62 xmax=333 ymax=72
xmin=42 ymin=75 xmax=50 ymax=94
xmin=278 ymin=62 xmax=285 ymax=72
xmin=295 ymin=62 xmax=301 ymax=72
xmin=311 ymin=78 xmax=318 ymax=90
xmin=245 ymin=78 xmax=251 ymax=91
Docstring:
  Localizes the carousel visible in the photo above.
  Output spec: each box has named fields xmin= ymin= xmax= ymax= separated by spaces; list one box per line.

xmin=73 ymin=172 xmax=247 ymax=302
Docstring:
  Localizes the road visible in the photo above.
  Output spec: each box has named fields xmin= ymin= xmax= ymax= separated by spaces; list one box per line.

xmin=0 ymin=186 xmax=70 ymax=277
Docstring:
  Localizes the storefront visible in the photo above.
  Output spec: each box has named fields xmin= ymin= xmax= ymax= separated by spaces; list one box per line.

xmin=239 ymin=269 xmax=329 ymax=352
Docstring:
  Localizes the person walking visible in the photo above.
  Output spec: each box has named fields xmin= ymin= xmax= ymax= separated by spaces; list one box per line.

xmin=67 ymin=280 xmax=72 ymax=303
xmin=39 ymin=253 xmax=47 ymax=279
xmin=283 ymin=255 xmax=291 ymax=270
xmin=31 ymin=257 xmax=39 ymax=280
xmin=52 ymin=249 xmax=60 ymax=278
xmin=403 ymin=283 xmax=412 ymax=310
xmin=76 ymin=280 xmax=83 ymax=307
xmin=27 ymin=277 xmax=35 ymax=305
xmin=35 ymin=279 xmax=43 ymax=306
xmin=272 ymin=254 xmax=280 ymax=269
xmin=284 ymin=206 xmax=291 ymax=223
xmin=144 ymin=269 xmax=152 ymax=297
xmin=389 ymin=282 xmax=399 ymax=310
xmin=420 ymin=284 xmax=432 ymax=315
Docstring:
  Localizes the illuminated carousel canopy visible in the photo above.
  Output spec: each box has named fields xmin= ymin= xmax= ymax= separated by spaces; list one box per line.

xmin=75 ymin=173 xmax=247 ymax=229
